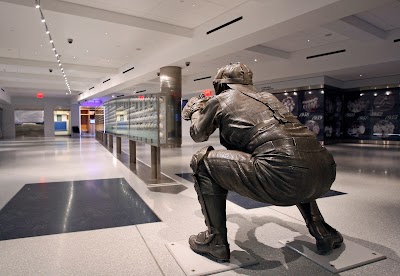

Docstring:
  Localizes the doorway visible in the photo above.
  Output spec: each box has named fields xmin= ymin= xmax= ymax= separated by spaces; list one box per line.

xmin=54 ymin=110 xmax=71 ymax=136
xmin=80 ymin=107 xmax=96 ymax=137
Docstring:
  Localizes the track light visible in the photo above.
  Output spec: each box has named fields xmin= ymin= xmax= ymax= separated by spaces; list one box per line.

xmin=36 ymin=2 xmax=71 ymax=95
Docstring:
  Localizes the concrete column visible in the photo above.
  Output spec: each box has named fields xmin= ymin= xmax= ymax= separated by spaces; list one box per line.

xmin=160 ymin=66 xmax=182 ymax=147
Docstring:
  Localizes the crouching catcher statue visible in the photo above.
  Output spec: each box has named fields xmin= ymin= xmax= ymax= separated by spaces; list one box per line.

xmin=182 ymin=62 xmax=343 ymax=262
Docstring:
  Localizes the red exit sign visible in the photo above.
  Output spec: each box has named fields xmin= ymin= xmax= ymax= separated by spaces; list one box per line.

xmin=36 ymin=92 xmax=44 ymax=99
xmin=203 ymin=89 xmax=212 ymax=97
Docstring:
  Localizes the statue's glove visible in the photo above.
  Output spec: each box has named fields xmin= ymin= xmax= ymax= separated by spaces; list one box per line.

xmin=182 ymin=94 xmax=213 ymax=121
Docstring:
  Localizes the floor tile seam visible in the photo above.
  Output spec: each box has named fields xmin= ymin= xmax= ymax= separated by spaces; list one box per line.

xmin=135 ymin=225 xmax=168 ymax=276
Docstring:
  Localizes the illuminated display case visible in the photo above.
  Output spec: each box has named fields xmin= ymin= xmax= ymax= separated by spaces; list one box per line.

xmin=104 ymin=94 xmax=167 ymax=146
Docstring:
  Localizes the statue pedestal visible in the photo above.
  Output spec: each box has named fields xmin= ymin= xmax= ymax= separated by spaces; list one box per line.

xmin=166 ymin=239 xmax=258 ymax=276
xmin=279 ymin=235 xmax=386 ymax=273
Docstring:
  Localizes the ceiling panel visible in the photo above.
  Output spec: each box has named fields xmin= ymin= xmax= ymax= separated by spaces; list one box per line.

xmin=356 ymin=1 xmax=400 ymax=31
xmin=61 ymin=0 xmax=163 ymax=17
xmin=262 ymin=27 xmax=349 ymax=53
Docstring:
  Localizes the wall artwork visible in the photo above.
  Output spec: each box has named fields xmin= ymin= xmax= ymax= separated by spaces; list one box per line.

xmin=15 ymin=110 xmax=44 ymax=137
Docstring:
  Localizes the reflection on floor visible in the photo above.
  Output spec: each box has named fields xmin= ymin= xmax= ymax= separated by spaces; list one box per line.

xmin=0 ymin=178 xmax=160 ymax=241
xmin=176 ymin=173 xmax=347 ymax=209
xmin=0 ymin=137 xmax=399 ymax=275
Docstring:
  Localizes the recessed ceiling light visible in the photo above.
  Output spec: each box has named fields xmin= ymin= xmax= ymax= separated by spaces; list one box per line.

xmin=40 ymin=44 xmax=43 ymax=47
xmin=360 ymin=74 xmax=362 ymax=77
xmin=36 ymin=4 xmax=40 ymax=8
xmin=105 ymin=32 xmax=108 ymax=35
xmin=50 ymin=40 xmax=53 ymax=43
xmin=254 ymin=58 xmax=257 ymax=62
xmin=307 ymin=39 xmax=310 ymax=42
xmin=73 ymin=56 xmax=76 ymax=59
xmin=86 ymin=50 xmax=89 ymax=53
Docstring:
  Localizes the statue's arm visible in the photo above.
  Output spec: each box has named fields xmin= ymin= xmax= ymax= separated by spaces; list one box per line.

xmin=189 ymin=97 xmax=222 ymax=142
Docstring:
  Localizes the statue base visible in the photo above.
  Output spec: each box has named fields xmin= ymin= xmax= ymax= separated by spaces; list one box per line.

xmin=166 ymin=239 xmax=258 ymax=276
xmin=279 ymin=235 xmax=386 ymax=273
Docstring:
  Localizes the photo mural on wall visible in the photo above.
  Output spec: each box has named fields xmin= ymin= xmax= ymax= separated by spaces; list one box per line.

xmin=14 ymin=110 xmax=45 ymax=137
xmin=343 ymin=93 xmax=371 ymax=139
xmin=370 ymin=91 xmax=399 ymax=139
xmin=342 ymin=89 xmax=399 ymax=141
xmin=298 ymin=90 xmax=324 ymax=140
xmin=324 ymin=92 xmax=343 ymax=139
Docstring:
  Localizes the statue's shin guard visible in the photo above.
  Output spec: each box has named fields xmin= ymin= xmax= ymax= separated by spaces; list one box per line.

xmin=192 ymin=173 xmax=228 ymax=245
xmin=296 ymin=200 xmax=343 ymax=255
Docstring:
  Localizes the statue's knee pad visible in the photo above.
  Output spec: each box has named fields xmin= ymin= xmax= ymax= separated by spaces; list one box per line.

xmin=190 ymin=146 xmax=214 ymax=174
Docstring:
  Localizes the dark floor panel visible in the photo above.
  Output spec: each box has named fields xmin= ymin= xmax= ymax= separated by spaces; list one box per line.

xmin=0 ymin=178 xmax=160 ymax=241
xmin=176 ymin=173 xmax=346 ymax=209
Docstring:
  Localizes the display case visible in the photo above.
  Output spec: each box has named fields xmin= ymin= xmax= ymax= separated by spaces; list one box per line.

xmin=103 ymin=94 xmax=168 ymax=146
xmin=95 ymin=107 xmax=104 ymax=132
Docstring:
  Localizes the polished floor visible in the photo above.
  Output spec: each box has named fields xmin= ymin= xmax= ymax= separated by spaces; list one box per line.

xmin=0 ymin=136 xmax=399 ymax=275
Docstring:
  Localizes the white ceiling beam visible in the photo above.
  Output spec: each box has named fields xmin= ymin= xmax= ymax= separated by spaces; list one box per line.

xmin=0 ymin=71 xmax=98 ymax=83
xmin=245 ymin=45 xmax=290 ymax=59
xmin=324 ymin=15 xmax=387 ymax=41
xmin=0 ymin=0 xmax=193 ymax=38
xmin=0 ymin=57 xmax=117 ymax=74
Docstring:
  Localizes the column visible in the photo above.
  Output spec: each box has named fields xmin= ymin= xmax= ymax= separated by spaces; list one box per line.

xmin=160 ymin=66 xmax=182 ymax=147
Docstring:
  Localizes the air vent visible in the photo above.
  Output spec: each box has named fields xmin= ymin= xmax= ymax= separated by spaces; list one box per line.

xmin=89 ymin=87 xmax=95 ymax=90
xmin=116 ymin=94 xmax=125 ymax=98
xmin=123 ymin=66 xmax=135 ymax=74
xmin=307 ymin=49 xmax=346 ymax=59
xmin=194 ymin=76 xmax=211 ymax=82
xmin=79 ymin=92 xmax=83 ymax=95
xmin=103 ymin=78 xmax=111 ymax=83
xmin=1 ymin=88 xmax=4 ymax=92
xmin=394 ymin=38 xmax=400 ymax=43
xmin=135 ymin=89 xmax=146 ymax=93
xmin=207 ymin=16 xmax=243 ymax=35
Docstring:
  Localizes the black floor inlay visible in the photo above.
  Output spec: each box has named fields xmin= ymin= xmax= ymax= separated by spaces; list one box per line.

xmin=176 ymin=173 xmax=346 ymax=210
xmin=0 ymin=178 xmax=160 ymax=241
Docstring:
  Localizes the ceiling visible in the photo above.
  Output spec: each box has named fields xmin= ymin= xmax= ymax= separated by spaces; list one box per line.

xmin=0 ymin=0 xmax=400 ymax=101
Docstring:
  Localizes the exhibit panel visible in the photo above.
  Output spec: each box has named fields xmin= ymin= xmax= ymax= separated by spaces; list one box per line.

xmin=340 ymin=89 xmax=399 ymax=142
xmin=273 ymin=89 xmax=325 ymax=141
xmin=324 ymin=91 xmax=344 ymax=140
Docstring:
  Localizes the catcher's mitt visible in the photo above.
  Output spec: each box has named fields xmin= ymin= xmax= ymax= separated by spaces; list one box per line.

xmin=182 ymin=94 xmax=213 ymax=121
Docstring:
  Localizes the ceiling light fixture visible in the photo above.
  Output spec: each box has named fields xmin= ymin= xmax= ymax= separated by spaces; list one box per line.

xmin=34 ymin=0 xmax=71 ymax=95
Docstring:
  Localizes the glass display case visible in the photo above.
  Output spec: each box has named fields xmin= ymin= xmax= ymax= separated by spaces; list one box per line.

xmin=103 ymin=94 xmax=167 ymax=146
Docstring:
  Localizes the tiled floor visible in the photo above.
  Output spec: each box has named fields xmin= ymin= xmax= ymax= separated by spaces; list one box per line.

xmin=0 ymin=136 xmax=399 ymax=275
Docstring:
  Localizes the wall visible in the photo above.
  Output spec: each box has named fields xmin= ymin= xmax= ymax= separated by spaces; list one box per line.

xmin=0 ymin=97 xmax=78 ymax=139
xmin=0 ymin=102 xmax=15 ymax=139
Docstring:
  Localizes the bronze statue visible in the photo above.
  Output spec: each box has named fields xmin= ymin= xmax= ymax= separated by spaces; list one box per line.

xmin=182 ymin=62 xmax=343 ymax=262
